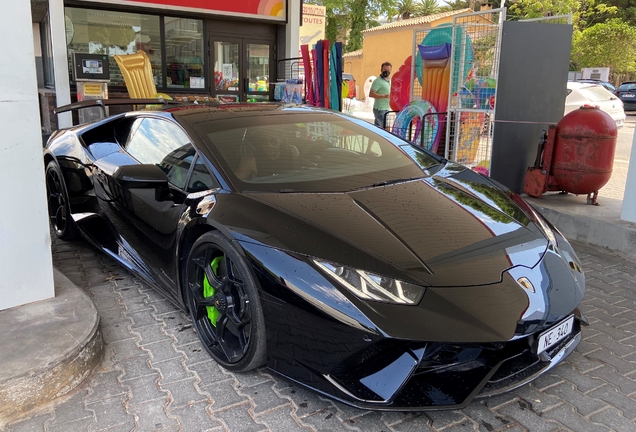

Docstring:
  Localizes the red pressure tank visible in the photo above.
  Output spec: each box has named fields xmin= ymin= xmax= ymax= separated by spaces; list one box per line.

xmin=552 ymin=106 xmax=618 ymax=195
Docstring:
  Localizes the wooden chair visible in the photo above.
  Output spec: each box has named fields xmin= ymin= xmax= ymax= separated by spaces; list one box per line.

xmin=114 ymin=51 xmax=157 ymax=99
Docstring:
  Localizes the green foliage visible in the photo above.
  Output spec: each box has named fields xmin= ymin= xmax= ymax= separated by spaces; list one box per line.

xmin=387 ymin=0 xmax=441 ymax=20
xmin=472 ymin=32 xmax=498 ymax=77
xmin=509 ymin=0 xmax=636 ymax=74
xmin=439 ymin=0 xmax=471 ymax=12
xmin=324 ymin=9 xmax=341 ymax=42
xmin=305 ymin=0 xmax=394 ymax=53
xmin=346 ymin=0 xmax=367 ymax=51
xmin=602 ymin=0 xmax=636 ymax=25
xmin=508 ymin=0 xmax=617 ymax=30
xmin=393 ymin=0 xmax=419 ymax=20
xmin=572 ymin=19 xmax=636 ymax=73
xmin=417 ymin=0 xmax=441 ymax=16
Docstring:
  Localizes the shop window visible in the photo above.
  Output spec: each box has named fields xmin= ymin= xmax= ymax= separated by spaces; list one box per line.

xmin=165 ymin=17 xmax=204 ymax=90
xmin=65 ymin=7 xmax=162 ymax=87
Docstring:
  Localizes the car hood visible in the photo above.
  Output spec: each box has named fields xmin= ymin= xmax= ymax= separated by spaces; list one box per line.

xmin=219 ymin=165 xmax=548 ymax=287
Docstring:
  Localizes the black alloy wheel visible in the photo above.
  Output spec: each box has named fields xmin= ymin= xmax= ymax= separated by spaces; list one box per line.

xmin=184 ymin=231 xmax=266 ymax=371
xmin=45 ymin=161 xmax=77 ymax=240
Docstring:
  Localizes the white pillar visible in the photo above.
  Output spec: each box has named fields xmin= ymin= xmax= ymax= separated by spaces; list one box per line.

xmin=49 ymin=0 xmax=72 ymax=128
xmin=285 ymin=0 xmax=301 ymax=60
xmin=0 ymin=2 xmax=55 ymax=310
xmin=621 ymin=127 xmax=636 ymax=222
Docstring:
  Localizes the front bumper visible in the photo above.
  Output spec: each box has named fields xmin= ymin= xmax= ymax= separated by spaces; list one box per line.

xmin=620 ymin=100 xmax=636 ymax=111
xmin=272 ymin=314 xmax=583 ymax=411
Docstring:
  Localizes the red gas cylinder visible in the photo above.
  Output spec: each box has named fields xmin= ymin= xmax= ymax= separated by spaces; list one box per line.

xmin=552 ymin=106 xmax=618 ymax=195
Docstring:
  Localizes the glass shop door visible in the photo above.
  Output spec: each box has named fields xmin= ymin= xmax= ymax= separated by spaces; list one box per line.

xmin=209 ymin=37 xmax=274 ymax=102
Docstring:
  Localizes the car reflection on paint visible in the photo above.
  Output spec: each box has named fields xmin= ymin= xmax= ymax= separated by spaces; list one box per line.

xmin=44 ymin=102 xmax=586 ymax=410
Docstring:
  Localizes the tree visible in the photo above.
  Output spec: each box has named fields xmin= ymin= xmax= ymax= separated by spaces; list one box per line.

xmin=394 ymin=0 xmax=419 ymax=20
xmin=508 ymin=0 xmax=617 ymax=30
xmin=439 ymin=0 xmax=471 ymax=12
xmin=417 ymin=0 xmax=441 ymax=16
xmin=305 ymin=0 xmax=394 ymax=52
xmin=572 ymin=19 xmax=636 ymax=75
xmin=602 ymin=0 xmax=636 ymax=26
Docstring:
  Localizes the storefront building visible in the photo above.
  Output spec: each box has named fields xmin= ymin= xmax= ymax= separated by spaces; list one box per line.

xmin=34 ymin=0 xmax=301 ymax=132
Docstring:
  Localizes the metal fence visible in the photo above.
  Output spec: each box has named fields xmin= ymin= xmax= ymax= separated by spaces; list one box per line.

xmin=385 ymin=110 xmax=448 ymax=152
xmin=444 ymin=8 xmax=506 ymax=171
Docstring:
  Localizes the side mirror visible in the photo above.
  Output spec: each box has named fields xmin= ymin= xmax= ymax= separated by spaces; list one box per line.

xmin=113 ymin=164 xmax=168 ymax=189
xmin=113 ymin=164 xmax=171 ymax=201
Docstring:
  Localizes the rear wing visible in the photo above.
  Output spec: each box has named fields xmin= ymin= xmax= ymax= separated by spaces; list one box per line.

xmin=53 ymin=98 xmax=185 ymax=116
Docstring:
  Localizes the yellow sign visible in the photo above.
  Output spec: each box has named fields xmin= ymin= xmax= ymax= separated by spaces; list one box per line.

xmin=300 ymin=4 xmax=325 ymax=47
xmin=83 ymin=83 xmax=104 ymax=96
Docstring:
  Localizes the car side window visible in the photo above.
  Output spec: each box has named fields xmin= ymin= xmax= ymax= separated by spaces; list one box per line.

xmin=187 ymin=155 xmax=218 ymax=193
xmin=126 ymin=117 xmax=194 ymax=190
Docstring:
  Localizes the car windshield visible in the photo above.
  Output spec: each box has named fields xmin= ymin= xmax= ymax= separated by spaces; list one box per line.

xmin=578 ymin=85 xmax=615 ymax=102
xmin=618 ymin=83 xmax=636 ymax=92
xmin=194 ymin=112 xmax=442 ymax=192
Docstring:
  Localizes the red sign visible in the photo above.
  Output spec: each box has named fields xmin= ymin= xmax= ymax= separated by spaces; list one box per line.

xmin=123 ymin=0 xmax=286 ymax=20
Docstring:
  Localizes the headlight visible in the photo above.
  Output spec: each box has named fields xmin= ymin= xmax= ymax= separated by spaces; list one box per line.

xmin=313 ymin=260 xmax=425 ymax=305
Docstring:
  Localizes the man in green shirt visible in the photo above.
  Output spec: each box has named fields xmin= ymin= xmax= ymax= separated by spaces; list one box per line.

xmin=369 ymin=62 xmax=392 ymax=129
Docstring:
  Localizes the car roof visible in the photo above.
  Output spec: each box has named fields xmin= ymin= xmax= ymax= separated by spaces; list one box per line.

xmin=163 ymin=103 xmax=338 ymax=127
xmin=567 ymin=81 xmax=602 ymax=90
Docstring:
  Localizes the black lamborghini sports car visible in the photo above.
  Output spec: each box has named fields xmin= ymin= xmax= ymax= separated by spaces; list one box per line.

xmin=44 ymin=101 xmax=586 ymax=410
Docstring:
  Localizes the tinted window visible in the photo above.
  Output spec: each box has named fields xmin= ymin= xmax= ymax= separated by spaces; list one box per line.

xmin=193 ymin=112 xmax=441 ymax=193
xmin=618 ymin=83 xmax=636 ymax=92
xmin=126 ymin=117 xmax=194 ymax=189
xmin=578 ymin=85 xmax=614 ymax=102
xmin=187 ymin=155 xmax=218 ymax=192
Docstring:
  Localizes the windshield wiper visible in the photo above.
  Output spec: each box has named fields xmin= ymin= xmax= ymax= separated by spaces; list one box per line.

xmin=279 ymin=188 xmax=326 ymax=193
xmin=348 ymin=177 xmax=421 ymax=192
xmin=372 ymin=177 xmax=421 ymax=187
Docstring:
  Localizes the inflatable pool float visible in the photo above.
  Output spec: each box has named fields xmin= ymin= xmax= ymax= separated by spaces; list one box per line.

xmin=391 ymin=100 xmax=439 ymax=149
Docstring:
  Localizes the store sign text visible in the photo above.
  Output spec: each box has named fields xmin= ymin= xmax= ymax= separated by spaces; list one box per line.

xmin=303 ymin=17 xmax=324 ymax=25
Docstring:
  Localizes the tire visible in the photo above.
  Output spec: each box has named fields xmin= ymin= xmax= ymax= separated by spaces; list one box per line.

xmin=45 ymin=160 xmax=77 ymax=240
xmin=183 ymin=231 xmax=266 ymax=371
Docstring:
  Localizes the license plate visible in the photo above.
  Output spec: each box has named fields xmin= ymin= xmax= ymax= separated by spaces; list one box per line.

xmin=624 ymin=94 xmax=635 ymax=98
xmin=536 ymin=315 xmax=574 ymax=355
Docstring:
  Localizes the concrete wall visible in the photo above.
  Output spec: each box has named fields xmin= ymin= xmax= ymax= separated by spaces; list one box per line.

xmin=0 ymin=1 xmax=54 ymax=310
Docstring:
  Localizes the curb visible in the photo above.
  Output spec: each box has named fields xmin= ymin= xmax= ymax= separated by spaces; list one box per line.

xmin=0 ymin=269 xmax=103 ymax=426
xmin=533 ymin=203 xmax=636 ymax=259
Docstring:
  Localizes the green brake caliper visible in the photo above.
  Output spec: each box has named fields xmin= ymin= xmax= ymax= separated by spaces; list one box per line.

xmin=202 ymin=256 xmax=224 ymax=327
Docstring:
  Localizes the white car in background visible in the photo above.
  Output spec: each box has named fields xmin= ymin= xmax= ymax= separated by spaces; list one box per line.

xmin=565 ymin=81 xmax=625 ymax=128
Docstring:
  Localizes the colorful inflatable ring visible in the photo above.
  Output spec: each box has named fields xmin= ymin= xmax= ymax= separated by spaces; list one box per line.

xmin=391 ymin=100 xmax=439 ymax=149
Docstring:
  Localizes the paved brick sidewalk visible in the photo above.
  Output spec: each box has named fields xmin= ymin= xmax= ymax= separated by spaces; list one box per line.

xmin=5 ymin=238 xmax=636 ymax=432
